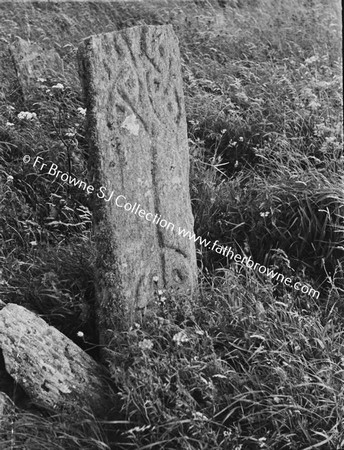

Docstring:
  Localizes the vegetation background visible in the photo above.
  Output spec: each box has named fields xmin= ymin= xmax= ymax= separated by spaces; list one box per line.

xmin=0 ymin=0 xmax=343 ymax=449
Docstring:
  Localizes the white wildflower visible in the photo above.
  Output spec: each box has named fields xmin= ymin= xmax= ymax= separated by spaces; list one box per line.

xmin=65 ymin=128 xmax=76 ymax=137
xmin=77 ymin=107 xmax=86 ymax=116
xmin=138 ymin=339 xmax=153 ymax=351
xmin=6 ymin=175 xmax=13 ymax=183
xmin=308 ymin=100 xmax=321 ymax=110
xmin=305 ymin=55 xmax=318 ymax=65
xmin=259 ymin=437 xmax=267 ymax=448
xmin=52 ymin=83 xmax=64 ymax=90
xmin=239 ymin=136 xmax=244 ymax=141
xmin=192 ymin=411 xmax=208 ymax=421
xmin=6 ymin=122 xmax=14 ymax=127
xmin=260 ymin=211 xmax=270 ymax=218
xmin=172 ymin=330 xmax=189 ymax=345
xmin=77 ymin=331 xmax=84 ymax=338
xmin=17 ymin=111 xmax=37 ymax=121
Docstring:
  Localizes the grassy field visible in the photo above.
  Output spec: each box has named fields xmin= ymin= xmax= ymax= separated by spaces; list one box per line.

xmin=0 ymin=0 xmax=343 ymax=449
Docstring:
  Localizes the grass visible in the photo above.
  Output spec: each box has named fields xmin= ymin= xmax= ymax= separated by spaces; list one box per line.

xmin=0 ymin=398 xmax=112 ymax=450
xmin=0 ymin=0 xmax=343 ymax=448
xmin=106 ymin=269 xmax=344 ymax=449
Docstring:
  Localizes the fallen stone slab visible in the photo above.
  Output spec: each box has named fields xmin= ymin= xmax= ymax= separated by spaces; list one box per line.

xmin=78 ymin=24 xmax=197 ymax=342
xmin=0 ymin=303 xmax=114 ymax=416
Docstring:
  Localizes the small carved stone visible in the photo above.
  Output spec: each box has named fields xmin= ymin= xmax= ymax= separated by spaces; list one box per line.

xmin=10 ymin=37 xmax=64 ymax=101
xmin=0 ymin=39 xmax=18 ymax=101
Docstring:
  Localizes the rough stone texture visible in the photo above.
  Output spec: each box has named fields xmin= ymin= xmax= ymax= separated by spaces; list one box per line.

xmin=10 ymin=37 xmax=64 ymax=101
xmin=77 ymin=25 xmax=197 ymax=341
xmin=0 ymin=303 xmax=114 ymax=416
xmin=0 ymin=39 xmax=20 ymax=102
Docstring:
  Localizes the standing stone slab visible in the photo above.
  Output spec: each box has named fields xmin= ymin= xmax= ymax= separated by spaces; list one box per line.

xmin=10 ymin=37 xmax=64 ymax=101
xmin=78 ymin=25 xmax=197 ymax=341
xmin=0 ymin=39 xmax=19 ymax=102
xmin=0 ymin=303 xmax=114 ymax=416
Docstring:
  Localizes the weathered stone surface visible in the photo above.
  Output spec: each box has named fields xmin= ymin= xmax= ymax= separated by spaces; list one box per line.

xmin=0 ymin=303 xmax=114 ymax=416
xmin=10 ymin=37 xmax=64 ymax=101
xmin=0 ymin=39 xmax=19 ymax=102
xmin=77 ymin=25 xmax=197 ymax=341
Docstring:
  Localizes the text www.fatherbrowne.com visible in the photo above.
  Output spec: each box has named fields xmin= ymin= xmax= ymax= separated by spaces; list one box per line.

xmin=177 ymin=228 xmax=320 ymax=299
xmin=109 ymin=195 xmax=320 ymax=300
xmin=29 ymin=155 xmax=320 ymax=299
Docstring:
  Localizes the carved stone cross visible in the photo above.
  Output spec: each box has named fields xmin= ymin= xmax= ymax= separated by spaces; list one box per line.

xmin=78 ymin=25 xmax=197 ymax=344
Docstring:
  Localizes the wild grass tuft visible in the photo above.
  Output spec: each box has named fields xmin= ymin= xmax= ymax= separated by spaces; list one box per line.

xmin=105 ymin=270 xmax=344 ymax=449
